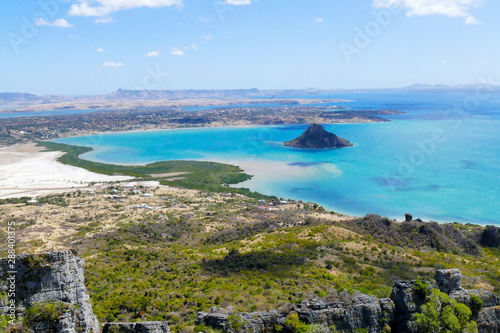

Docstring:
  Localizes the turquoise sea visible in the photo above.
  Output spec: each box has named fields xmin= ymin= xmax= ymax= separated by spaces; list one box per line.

xmin=54 ymin=92 xmax=500 ymax=225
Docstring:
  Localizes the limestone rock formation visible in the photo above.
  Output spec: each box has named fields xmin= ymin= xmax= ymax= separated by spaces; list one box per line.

xmin=102 ymin=321 xmax=170 ymax=333
xmin=197 ymin=295 xmax=394 ymax=333
xmin=296 ymin=296 xmax=394 ymax=333
xmin=284 ymin=123 xmax=353 ymax=149
xmin=390 ymin=271 xmax=500 ymax=333
xmin=390 ymin=280 xmax=429 ymax=333
xmin=0 ymin=250 xmax=100 ymax=333
xmin=435 ymin=269 xmax=463 ymax=294
xmin=3 ymin=251 xmax=499 ymax=333
xmin=199 ymin=269 xmax=500 ymax=333
xmin=480 ymin=226 xmax=500 ymax=248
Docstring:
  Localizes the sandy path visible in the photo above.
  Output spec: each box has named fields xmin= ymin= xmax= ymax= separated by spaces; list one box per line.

xmin=0 ymin=143 xmax=132 ymax=198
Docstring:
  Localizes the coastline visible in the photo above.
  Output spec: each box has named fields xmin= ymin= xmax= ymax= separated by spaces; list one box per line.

xmin=0 ymin=142 xmax=491 ymax=226
xmin=46 ymin=120 xmax=380 ymax=144
xmin=0 ymin=143 xmax=132 ymax=198
xmin=1 ymin=98 xmax=350 ymax=113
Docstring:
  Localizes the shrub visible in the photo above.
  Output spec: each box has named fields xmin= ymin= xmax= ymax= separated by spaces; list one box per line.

xmin=227 ymin=314 xmax=246 ymax=332
xmin=0 ymin=316 xmax=8 ymax=330
xmin=283 ymin=312 xmax=309 ymax=333
xmin=413 ymin=289 xmax=477 ymax=333
xmin=193 ymin=324 xmax=223 ymax=333
xmin=469 ymin=294 xmax=483 ymax=316
xmin=23 ymin=301 xmax=69 ymax=329
xmin=413 ymin=280 xmax=429 ymax=298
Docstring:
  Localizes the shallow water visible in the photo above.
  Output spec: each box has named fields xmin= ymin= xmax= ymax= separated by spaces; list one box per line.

xmin=54 ymin=92 xmax=500 ymax=225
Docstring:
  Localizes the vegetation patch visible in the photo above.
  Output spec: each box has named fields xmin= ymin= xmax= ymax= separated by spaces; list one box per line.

xmin=37 ymin=141 xmax=272 ymax=199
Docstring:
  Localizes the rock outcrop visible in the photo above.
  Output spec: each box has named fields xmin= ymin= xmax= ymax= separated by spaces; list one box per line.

xmin=2 ymin=251 xmax=499 ymax=333
xmin=0 ymin=250 xmax=100 ymax=333
xmin=390 ymin=280 xmax=429 ymax=333
xmin=435 ymin=268 xmax=463 ymax=294
xmin=389 ymin=270 xmax=500 ymax=333
xmin=480 ymin=226 xmax=500 ymax=248
xmin=102 ymin=321 xmax=170 ymax=333
xmin=197 ymin=295 xmax=394 ymax=333
xmin=284 ymin=123 xmax=353 ymax=149
xmin=199 ymin=269 xmax=500 ymax=333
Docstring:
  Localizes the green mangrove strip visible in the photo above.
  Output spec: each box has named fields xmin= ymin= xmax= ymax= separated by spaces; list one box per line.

xmin=37 ymin=141 xmax=273 ymax=199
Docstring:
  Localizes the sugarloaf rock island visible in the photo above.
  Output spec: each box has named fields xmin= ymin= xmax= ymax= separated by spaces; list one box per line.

xmin=284 ymin=123 xmax=353 ymax=149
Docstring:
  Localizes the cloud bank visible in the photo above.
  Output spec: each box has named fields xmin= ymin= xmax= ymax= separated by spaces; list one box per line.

xmin=102 ymin=62 xmax=123 ymax=67
xmin=69 ymin=0 xmax=183 ymax=17
xmin=373 ymin=0 xmax=482 ymax=24
xmin=35 ymin=18 xmax=74 ymax=27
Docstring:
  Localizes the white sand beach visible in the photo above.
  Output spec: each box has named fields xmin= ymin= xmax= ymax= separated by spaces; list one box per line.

xmin=0 ymin=143 xmax=132 ymax=198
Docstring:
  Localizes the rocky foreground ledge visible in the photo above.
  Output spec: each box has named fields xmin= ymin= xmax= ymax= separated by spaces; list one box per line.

xmin=1 ymin=251 xmax=500 ymax=332
xmin=198 ymin=267 xmax=500 ymax=333
xmin=0 ymin=251 xmax=168 ymax=333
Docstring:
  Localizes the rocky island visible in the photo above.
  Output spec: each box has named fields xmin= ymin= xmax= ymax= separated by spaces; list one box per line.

xmin=284 ymin=123 xmax=353 ymax=149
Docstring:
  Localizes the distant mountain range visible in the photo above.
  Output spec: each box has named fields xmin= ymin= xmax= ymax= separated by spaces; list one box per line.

xmin=1 ymin=84 xmax=499 ymax=108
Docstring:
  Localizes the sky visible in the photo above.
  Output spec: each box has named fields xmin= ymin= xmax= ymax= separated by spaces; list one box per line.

xmin=1 ymin=0 xmax=500 ymax=95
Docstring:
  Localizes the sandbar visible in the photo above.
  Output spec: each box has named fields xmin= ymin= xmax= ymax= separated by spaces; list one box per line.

xmin=0 ymin=143 xmax=132 ymax=198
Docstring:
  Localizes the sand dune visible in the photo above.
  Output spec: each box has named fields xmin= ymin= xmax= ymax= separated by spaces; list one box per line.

xmin=0 ymin=143 xmax=132 ymax=198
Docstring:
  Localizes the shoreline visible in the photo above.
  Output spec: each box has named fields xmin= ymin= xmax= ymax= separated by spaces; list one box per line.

xmin=46 ymin=120 xmax=382 ymax=145
xmin=0 ymin=98 xmax=350 ymax=113
xmin=0 ymin=143 xmax=132 ymax=198
xmin=0 ymin=142 xmax=491 ymax=226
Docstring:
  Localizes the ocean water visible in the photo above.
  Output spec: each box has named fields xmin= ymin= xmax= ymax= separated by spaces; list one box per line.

xmin=54 ymin=92 xmax=500 ymax=225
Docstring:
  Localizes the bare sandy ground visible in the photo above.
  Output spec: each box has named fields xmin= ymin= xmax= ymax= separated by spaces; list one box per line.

xmin=3 ymin=98 xmax=346 ymax=113
xmin=0 ymin=143 xmax=132 ymax=198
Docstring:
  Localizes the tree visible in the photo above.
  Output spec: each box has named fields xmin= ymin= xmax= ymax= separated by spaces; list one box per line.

xmin=413 ymin=289 xmax=478 ymax=333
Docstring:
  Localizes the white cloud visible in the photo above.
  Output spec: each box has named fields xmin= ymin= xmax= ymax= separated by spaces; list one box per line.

xmin=69 ymin=0 xmax=183 ymax=17
xmin=205 ymin=34 xmax=214 ymax=40
xmin=313 ymin=17 xmax=324 ymax=23
xmin=191 ymin=44 xmax=199 ymax=50
xmin=97 ymin=48 xmax=105 ymax=52
xmin=373 ymin=0 xmax=482 ymax=24
xmin=465 ymin=15 xmax=480 ymax=24
xmin=102 ymin=62 xmax=123 ymax=67
xmin=146 ymin=51 xmax=161 ymax=56
xmin=199 ymin=16 xmax=212 ymax=23
xmin=170 ymin=47 xmax=184 ymax=56
xmin=95 ymin=16 xmax=113 ymax=23
xmin=222 ymin=0 xmax=251 ymax=5
xmin=442 ymin=59 xmax=449 ymax=64
xmin=35 ymin=17 xmax=74 ymax=28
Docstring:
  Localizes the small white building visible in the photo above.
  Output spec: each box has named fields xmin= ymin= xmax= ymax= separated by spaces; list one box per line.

xmin=132 ymin=204 xmax=153 ymax=210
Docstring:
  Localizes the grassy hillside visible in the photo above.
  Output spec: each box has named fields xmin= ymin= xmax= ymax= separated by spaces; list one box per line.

xmin=1 ymin=187 xmax=498 ymax=332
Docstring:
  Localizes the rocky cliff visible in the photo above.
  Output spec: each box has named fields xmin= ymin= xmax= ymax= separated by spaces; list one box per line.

xmin=2 ymin=252 xmax=499 ymax=333
xmin=197 ymin=295 xmax=394 ymax=333
xmin=284 ymin=123 xmax=353 ymax=149
xmin=388 ymin=269 xmax=500 ymax=333
xmin=101 ymin=321 xmax=170 ymax=333
xmin=0 ymin=251 xmax=171 ymax=333
xmin=0 ymin=250 xmax=100 ymax=332
xmin=198 ymin=269 xmax=500 ymax=333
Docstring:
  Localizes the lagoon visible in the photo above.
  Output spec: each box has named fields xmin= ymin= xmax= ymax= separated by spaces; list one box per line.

xmin=54 ymin=92 xmax=500 ymax=225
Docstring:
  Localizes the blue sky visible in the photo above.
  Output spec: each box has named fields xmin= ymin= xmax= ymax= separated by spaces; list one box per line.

xmin=1 ymin=0 xmax=499 ymax=95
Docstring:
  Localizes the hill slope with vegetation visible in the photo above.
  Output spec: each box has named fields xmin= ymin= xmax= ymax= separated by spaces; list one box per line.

xmin=1 ymin=185 xmax=499 ymax=332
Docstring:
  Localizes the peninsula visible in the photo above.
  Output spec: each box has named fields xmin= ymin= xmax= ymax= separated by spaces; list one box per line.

xmin=284 ymin=123 xmax=353 ymax=149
